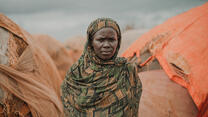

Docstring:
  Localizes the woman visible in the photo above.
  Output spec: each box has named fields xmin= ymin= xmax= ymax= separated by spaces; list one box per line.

xmin=61 ymin=18 xmax=142 ymax=117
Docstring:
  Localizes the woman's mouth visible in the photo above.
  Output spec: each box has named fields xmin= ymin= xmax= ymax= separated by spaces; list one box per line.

xmin=101 ymin=51 xmax=112 ymax=55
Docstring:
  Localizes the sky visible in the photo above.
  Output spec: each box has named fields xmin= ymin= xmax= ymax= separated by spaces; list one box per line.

xmin=0 ymin=0 xmax=207 ymax=42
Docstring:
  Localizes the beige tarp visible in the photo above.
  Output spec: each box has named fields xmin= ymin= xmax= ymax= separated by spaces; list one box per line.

xmin=64 ymin=36 xmax=84 ymax=64
xmin=0 ymin=14 xmax=64 ymax=117
xmin=64 ymin=36 xmax=85 ymax=51
xmin=32 ymin=34 xmax=74 ymax=79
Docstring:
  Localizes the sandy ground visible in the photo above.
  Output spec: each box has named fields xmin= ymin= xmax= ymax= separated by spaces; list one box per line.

xmin=138 ymin=70 xmax=198 ymax=117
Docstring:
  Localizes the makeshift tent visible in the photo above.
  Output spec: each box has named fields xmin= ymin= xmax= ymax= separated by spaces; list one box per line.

xmin=122 ymin=2 xmax=208 ymax=116
xmin=32 ymin=34 xmax=74 ymax=79
xmin=64 ymin=36 xmax=84 ymax=63
xmin=138 ymin=70 xmax=198 ymax=117
xmin=64 ymin=36 xmax=86 ymax=51
xmin=119 ymin=29 xmax=147 ymax=56
xmin=0 ymin=14 xmax=64 ymax=117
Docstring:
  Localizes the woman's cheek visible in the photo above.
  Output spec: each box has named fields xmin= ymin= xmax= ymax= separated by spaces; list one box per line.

xmin=112 ymin=41 xmax=118 ymax=49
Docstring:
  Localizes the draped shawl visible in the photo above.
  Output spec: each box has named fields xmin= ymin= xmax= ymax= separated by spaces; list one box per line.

xmin=61 ymin=18 xmax=142 ymax=117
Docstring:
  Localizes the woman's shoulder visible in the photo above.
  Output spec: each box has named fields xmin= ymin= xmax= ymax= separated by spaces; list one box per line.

xmin=115 ymin=57 xmax=127 ymax=64
xmin=125 ymin=59 xmax=142 ymax=89
xmin=115 ymin=57 xmax=138 ymax=71
xmin=125 ymin=60 xmax=138 ymax=72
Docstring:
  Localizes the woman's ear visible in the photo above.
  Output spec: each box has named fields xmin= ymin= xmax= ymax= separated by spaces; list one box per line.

xmin=89 ymin=37 xmax=94 ymax=50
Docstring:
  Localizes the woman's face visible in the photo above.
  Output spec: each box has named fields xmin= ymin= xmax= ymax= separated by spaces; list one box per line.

xmin=92 ymin=28 xmax=118 ymax=60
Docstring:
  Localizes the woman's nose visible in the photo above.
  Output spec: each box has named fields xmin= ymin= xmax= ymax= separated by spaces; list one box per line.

xmin=103 ymin=41 xmax=110 ymax=48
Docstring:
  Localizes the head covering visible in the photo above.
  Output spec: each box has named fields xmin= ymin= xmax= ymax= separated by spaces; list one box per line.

xmin=61 ymin=18 xmax=142 ymax=117
xmin=86 ymin=17 xmax=122 ymax=64
xmin=87 ymin=18 xmax=121 ymax=39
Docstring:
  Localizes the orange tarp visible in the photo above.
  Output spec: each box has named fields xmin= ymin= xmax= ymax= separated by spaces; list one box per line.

xmin=122 ymin=2 xmax=208 ymax=116
xmin=0 ymin=14 xmax=64 ymax=117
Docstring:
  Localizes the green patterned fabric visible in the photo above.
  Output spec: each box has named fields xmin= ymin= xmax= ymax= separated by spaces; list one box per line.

xmin=61 ymin=18 xmax=142 ymax=117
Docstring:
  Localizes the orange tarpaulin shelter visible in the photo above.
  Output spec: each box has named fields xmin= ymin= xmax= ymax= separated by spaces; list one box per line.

xmin=122 ymin=2 xmax=208 ymax=116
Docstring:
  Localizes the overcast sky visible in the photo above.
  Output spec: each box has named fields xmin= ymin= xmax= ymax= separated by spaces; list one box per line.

xmin=0 ymin=0 xmax=207 ymax=42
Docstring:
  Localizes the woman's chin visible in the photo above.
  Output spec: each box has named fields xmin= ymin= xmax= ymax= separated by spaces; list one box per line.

xmin=99 ymin=54 xmax=113 ymax=60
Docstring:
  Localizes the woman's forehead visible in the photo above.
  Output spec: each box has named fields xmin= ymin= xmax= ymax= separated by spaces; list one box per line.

xmin=93 ymin=27 xmax=117 ymax=38
xmin=94 ymin=28 xmax=117 ymax=36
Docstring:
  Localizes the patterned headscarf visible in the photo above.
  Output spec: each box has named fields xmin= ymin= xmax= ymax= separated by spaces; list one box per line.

xmin=85 ymin=17 xmax=123 ymax=65
xmin=61 ymin=18 xmax=142 ymax=117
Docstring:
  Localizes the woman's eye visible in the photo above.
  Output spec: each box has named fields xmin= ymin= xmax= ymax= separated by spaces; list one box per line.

xmin=109 ymin=38 xmax=115 ymax=42
xmin=97 ymin=38 xmax=115 ymax=42
xmin=100 ymin=39 xmax=104 ymax=41
xmin=97 ymin=39 xmax=104 ymax=42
